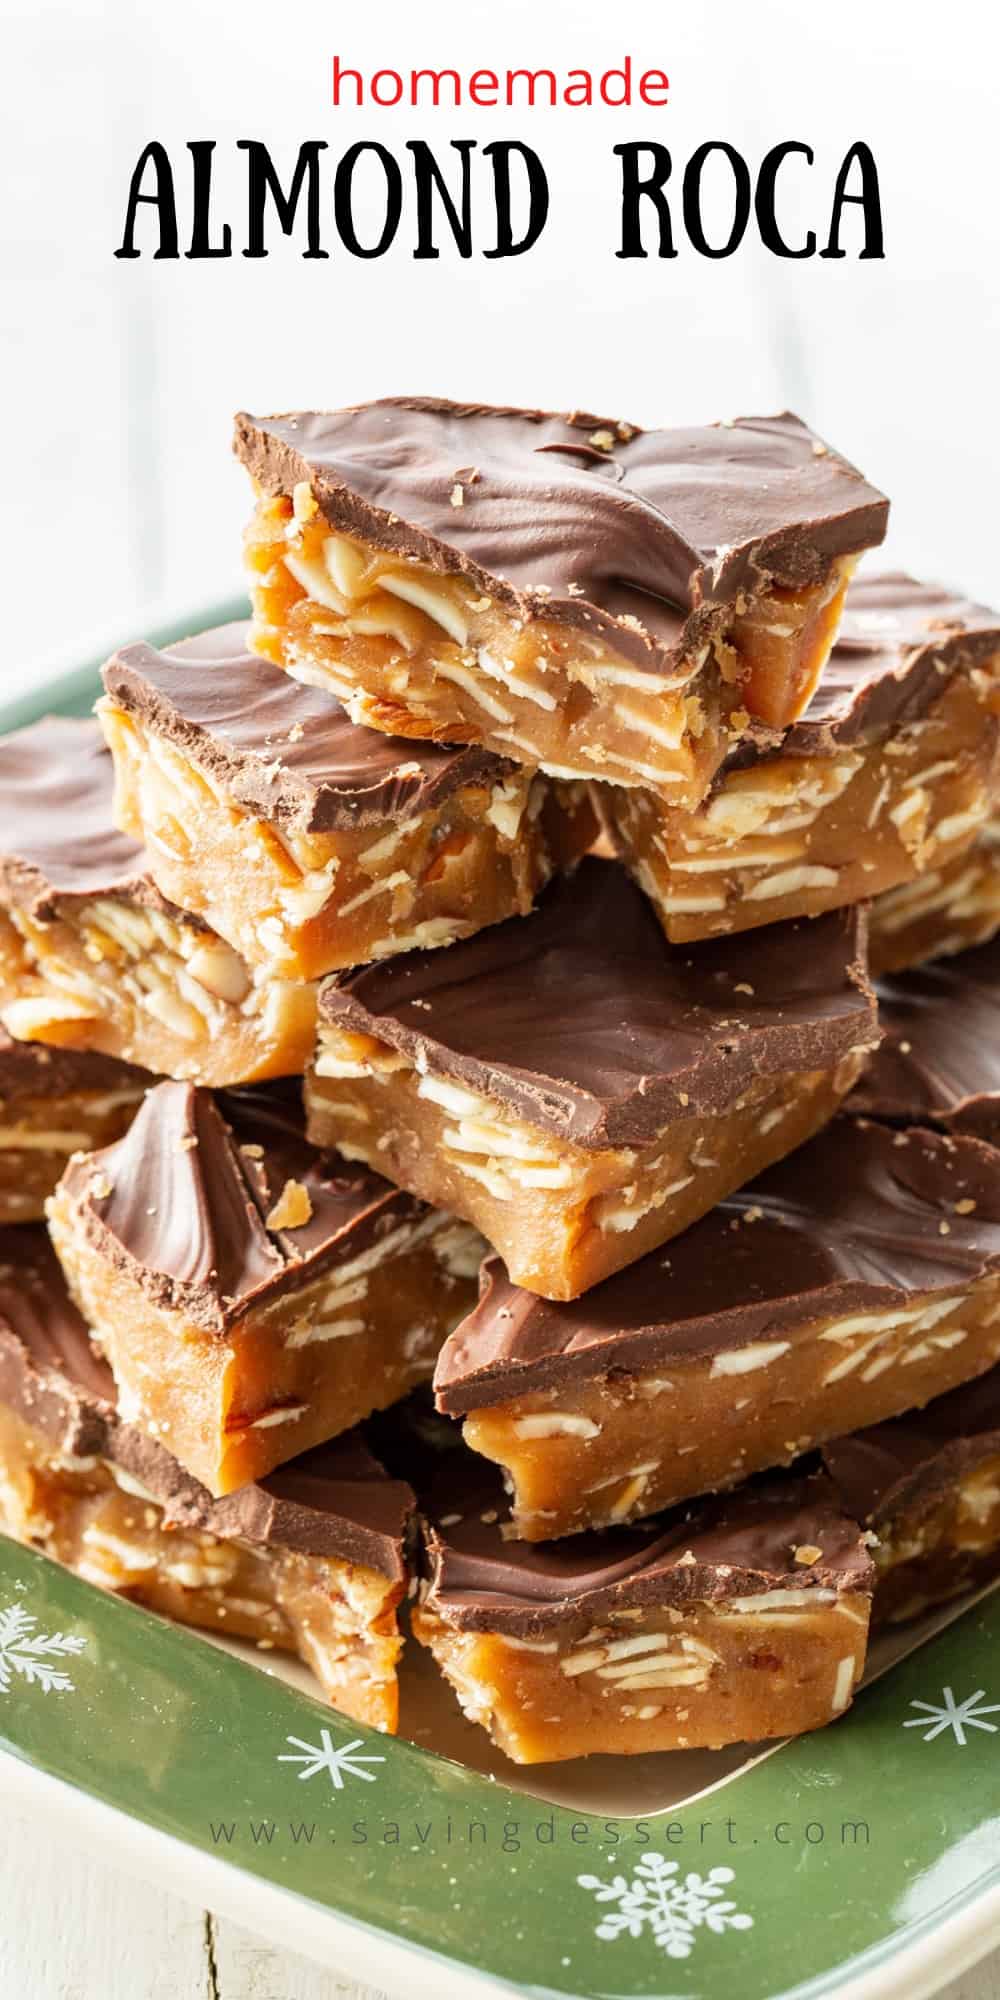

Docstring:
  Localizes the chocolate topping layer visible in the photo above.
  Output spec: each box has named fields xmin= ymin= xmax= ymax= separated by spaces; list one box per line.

xmin=321 ymin=857 xmax=877 ymax=1149
xmin=0 ymin=1024 xmax=148 ymax=1104
xmin=234 ymin=401 xmax=888 ymax=674
xmin=732 ymin=572 xmax=1000 ymax=764
xmin=0 ymin=716 xmax=192 ymax=923
xmin=103 ymin=622 xmax=513 ymax=835
xmin=58 ymin=1079 xmax=428 ymax=1331
xmin=0 ymin=1226 xmax=412 ymax=1574
xmin=849 ymin=937 xmax=1000 ymax=1144
xmin=435 ymin=1120 xmax=1000 ymax=1410
xmin=823 ymin=1364 xmax=1000 ymax=1532
xmin=421 ymin=1460 xmax=871 ymax=1636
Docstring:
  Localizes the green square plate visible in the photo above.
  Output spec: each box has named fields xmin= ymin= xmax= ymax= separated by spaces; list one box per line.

xmin=2 ymin=605 xmax=999 ymax=2000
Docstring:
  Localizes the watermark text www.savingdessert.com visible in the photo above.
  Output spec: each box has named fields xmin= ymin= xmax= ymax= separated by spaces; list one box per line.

xmin=205 ymin=1811 xmax=872 ymax=1854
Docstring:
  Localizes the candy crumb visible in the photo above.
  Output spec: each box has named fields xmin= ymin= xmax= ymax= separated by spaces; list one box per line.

xmin=266 ymin=1179 xmax=314 ymax=1231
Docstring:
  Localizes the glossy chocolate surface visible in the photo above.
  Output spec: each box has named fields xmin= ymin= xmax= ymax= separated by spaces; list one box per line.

xmin=0 ymin=716 xmax=177 ymax=919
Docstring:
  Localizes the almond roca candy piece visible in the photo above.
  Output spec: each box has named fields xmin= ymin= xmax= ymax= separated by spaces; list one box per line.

xmin=431 ymin=1119 xmax=1000 ymax=1539
xmin=0 ymin=1226 xmax=413 ymax=1730
xmin=848 ymin=932 xmax=1000 ymax=1145
xmin=98 ymin=623 xmax=594 ymax=982
xmin=410 ymin=1452 xmax=874 ymax=1763
xmin=0 ymin=713 xmax=318 ymax=1086
xmin=306 ymin=856 xmax=878 ymax=1300
xmin=45 ymin=1079 xmax=481 ymax=1496
xmin=596 ymin=572 xmax=1000 ymax=943
xmin=822 ymin=1365 xmax=1000 ymax=1624
xmin=234 ymin=400 xmax=888 ymax=803
xmin=0 ymin=1025 xmax=148 ymax=1225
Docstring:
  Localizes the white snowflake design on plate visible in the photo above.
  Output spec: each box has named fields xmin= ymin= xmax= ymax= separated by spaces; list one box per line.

xmin=903 ymin=1686 xmax=1000 ymax=1747
xmin=577 ymin=1853 xmax=754 ymax=1960
xmin=0 ymin=1603 xmax=87 ymax=1695
xmin=277 ymin=1729 xmax=385 ymax=1789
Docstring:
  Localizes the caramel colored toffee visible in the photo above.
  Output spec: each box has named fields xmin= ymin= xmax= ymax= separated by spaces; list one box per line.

xmin=307 ymin=858 xmax=877 ymax=1299
xmin=0 ymin=1227 xmax=412 ymax=1729
xmin=871 ymin=812 xmax=1000 ymax=974
xmin=598 ymin=574 xmax=1000 ymax=943
xmin=433 ymin=1119 xmax=1000 ymax=1539
xmin=0 ymin=715 xmax=315 ymax=1086
xmin=236 ymin=401 xmax=888 ymax=801
xmin=47 ymin=1080 xmax=480 ymax=1495
xmin=99 ymin=624 xmax=594 ymax=982
xmin=412 ymin=1454 xmax=873 ymax=1762
xmin=0 ymin=1023 xmax=147 ymax=1225
xmin=824 ymin=1366 xmax=1000 ymax=1623
xmin=850 ymin=936 xmax=1000 ymax=1144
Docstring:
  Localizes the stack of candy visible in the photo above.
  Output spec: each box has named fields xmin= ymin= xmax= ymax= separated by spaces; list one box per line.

xmin=0 ymin=399 xmax=998 ymax=1761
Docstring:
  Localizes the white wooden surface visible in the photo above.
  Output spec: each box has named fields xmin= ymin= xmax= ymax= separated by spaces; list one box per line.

xmin=0 ymin=1810 xmax=996 ymax=2000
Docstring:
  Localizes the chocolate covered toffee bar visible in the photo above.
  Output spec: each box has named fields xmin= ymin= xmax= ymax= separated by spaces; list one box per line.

xmin=99 ymin=624 xmax=594 ymax=982
xmin=235 ymin=402 xmax=888 ymax=801
xmin=0 ymin=1229 xmax=412 ymax=1729
xmin=824 ymin=1368 xmax=1000 ymax=1623
xmin=412 ymin=1460 xmax=873 ymax=1762
xmin=434 ymin=1120 xmax=1000 ymax=1539
xmin=597 ymin=574 xmax=1000 ymax=942
xmin=849 ymin=935 xmax=1000 ymax=1144
xmin=0 ymin=1029 xmax=146 ymax=1225
xmin=0 ymin=716 xmax=317 ymax=1086
xmin=47 ymin=1080 xmax=480 ymax=1495
xmin=870 ymin=812 xmax=1000 ymax=973
xmin=306 ymin=858 xmax=878 ymax=1299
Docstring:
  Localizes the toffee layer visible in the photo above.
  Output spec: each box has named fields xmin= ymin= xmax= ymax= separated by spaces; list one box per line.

xmin=870 ymin=813 xmax=1000 ymax=974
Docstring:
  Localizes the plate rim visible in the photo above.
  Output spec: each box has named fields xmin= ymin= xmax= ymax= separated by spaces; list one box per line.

xmin=6 ymin=1730 xmax=1000 ymax=2000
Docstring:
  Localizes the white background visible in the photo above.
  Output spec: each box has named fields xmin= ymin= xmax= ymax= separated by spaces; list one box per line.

xmin=2 ymin=0 xmax=999 ymax=689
